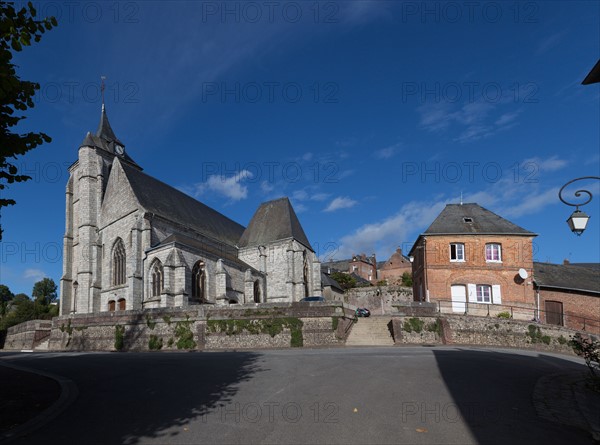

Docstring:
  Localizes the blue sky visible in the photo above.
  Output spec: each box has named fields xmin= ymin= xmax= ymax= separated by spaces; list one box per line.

xmin=1 ymin=0 xmax=599 ymax=296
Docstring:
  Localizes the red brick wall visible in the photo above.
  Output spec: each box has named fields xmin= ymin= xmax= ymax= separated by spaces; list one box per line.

xmin=538 ymin=288 xmax=600 ymax=334
xmin=412 ymin=235 xmax=535 ymax=307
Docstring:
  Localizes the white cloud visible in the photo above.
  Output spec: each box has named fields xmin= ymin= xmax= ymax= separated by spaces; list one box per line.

xmin=23 ymin=269 xmax=46 ymax=282
xmin=333 ymin=200 xmax=448 ymax=259
xmin=332 ymin=155 xmax=571 ymax=260
xmin=292 ymin=189 xmax=309 ymax=201
xmin=324 ymin=196 xmax=358 ymax=212
xmin=196 ymin=170 xmax=253 ymax=201
xmin=310 ymin=192 xmax=330 ymax=202
xmin=374 ymin=143 xmax=401 ymax=159
xmin=260 ymin=181 xmax=275 ymax=193
xmin=522 ymin=156 xmax=568 ymax=173
xmin=418 ymin=99 xmax=522 ymax=143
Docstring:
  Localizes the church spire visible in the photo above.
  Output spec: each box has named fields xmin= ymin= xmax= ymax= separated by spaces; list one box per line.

xmin=95 ymin=76 xmax=123 ymax=147
xmin=96 ymin=103 xmax=120 ymax=143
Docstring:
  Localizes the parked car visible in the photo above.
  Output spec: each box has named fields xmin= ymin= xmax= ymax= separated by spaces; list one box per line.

xmin=355 ymin=307 xmax=371 ymax=317
xmin=299 ymin=296 xmax=326 ymax=302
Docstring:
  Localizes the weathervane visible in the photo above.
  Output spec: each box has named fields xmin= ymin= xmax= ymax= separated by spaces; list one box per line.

xmin=100 ymin=75 xmax=106 ymax=108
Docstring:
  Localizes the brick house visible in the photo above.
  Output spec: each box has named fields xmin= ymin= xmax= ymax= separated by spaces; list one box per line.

xmin=533 ymin=262 xmax=600 ymax=334
xmin=378 ymin=248 xmax=412 ymax=284
xmin=321 ymin=253 xmax=378 ymax=284
xmin=408 ymin=203 xmax=537 ymax=313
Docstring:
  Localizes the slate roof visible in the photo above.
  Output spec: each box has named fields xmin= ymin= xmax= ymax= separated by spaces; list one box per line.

xmin=150 ymin=233 xmax=256 ymax=271
xmin=120 ymin=162 xmax=246 ymax=247
xmin=321 ymin=260 xmax=350 ymax=273
xmin=81 ymin=105 xmax=139 ymax=167
xmin=238 ymin=197 xmax=313 ymax=251
xmin=423 ymin=203 xmax=536 ymax=236
xmin=534 ymin=262 xmax=600 ymax=295
xmin=321 ymin=272 xmax=343 ymax=291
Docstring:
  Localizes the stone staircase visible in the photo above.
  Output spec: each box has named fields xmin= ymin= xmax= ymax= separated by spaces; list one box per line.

xmin=33 ymin=339 xmax=50 ymax=351
xmin=345 ymin=316 xmax=395 ymax=346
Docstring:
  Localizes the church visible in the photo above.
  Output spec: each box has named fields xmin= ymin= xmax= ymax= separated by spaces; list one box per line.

xmin=59 ymin=106 xmax=321 ymax=315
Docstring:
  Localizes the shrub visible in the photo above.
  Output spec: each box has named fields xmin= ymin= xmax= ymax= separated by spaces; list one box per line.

xmin=114 ymin=325 xmax=125 ymax=351
xmin=570 ymin=333 xmax=600 ymax=381
xmin=149 ymin=334 xmax=163 ymax=350
xmin=426 ymin=318 xmax=443 ymax=337
xmin=403 ymin=317 xmax=424 ymax=333
xmin=175 ymin=317 xmax=196 ymax=350
xmin=497 ymin=311 xmax=511 ymax=319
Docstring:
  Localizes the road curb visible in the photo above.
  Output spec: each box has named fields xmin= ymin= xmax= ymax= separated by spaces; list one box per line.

xmin=0 ymin=360 xmax=79 ymax=444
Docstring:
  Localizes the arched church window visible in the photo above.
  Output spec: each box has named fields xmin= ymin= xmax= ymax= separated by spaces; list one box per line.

xmin=108 ymin=300 xmax=116 ymax=311
xmin=192 ymin=261 xmax=206 ymax=302
xmin=112 ymin=239 xmax=126 ymax=286
xmin=253 ymin=280 xmax=260 ymax=303
xmin=118 ymin=298 xmax=126 ymax=311
xmin=151 ymin=261 xmax=163 ymax=298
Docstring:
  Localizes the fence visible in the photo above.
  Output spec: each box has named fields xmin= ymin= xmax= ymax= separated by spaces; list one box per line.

xmin=431 ymin=299 xmax=600 ymax=334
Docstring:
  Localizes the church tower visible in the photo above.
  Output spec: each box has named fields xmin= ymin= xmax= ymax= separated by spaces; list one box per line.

xmin=59 ymin=105 xmax=135 ymax=315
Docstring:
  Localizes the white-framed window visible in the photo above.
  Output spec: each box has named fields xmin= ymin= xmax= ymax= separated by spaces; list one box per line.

xmin=476 ymin=284 xmax=492 ymax=303
xmin=485 ymin=243 xmax=502 ymax=262
xmin=450 ymin=243 xmax=465 ymax=262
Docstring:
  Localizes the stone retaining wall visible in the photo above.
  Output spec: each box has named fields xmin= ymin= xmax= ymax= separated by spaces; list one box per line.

xmin=4 ymin=320 xmax=52 ymax=350
xmin=44 ymin=302 xmax=355 ymax=351
xmin=390 ymin=314 xmax=588 ymax=355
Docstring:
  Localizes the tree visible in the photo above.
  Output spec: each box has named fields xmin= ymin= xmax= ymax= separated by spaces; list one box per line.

xmin=0 ymin=1 xmax=57 ymax=240
xmin=330 ymin=272 xmax=357 ymax=290
xmin=32 ymin=277 xmax=57 ymax=305
xmin=0 ymin=284 xmax=14 ymax=302
xmin=0 ymin=284 xmax=14 ymax=316
xmin=401 ymin=272 xmax=413 ymax=287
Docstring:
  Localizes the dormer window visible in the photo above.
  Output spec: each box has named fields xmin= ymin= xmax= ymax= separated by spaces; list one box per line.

xmin=463 ymin=217 xmax=473 ymax=223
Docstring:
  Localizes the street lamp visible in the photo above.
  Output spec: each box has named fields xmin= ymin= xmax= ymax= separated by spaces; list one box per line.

xmin=558 ymin=176 xmax=600 ymax=235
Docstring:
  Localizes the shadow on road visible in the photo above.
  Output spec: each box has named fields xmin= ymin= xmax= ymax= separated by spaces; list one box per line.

xmin=10 ymin=351 xmax=263 ymax=445
xmin=431 ymin=348 xmax=591 ymax=445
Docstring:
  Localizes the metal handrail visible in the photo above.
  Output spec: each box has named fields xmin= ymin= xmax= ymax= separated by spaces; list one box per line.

xmin=429 ymin=298 xmax=600 ymax=332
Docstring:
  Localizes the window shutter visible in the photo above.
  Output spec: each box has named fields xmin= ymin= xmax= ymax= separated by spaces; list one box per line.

xmin=467 ymin=283 xmax=477 ymax=302
xmin=492 ymin=285 xmax=502 ymax=304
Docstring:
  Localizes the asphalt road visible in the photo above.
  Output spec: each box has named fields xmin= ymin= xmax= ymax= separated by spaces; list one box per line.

xmin=0 ymin=347 xmax=591 ymax=444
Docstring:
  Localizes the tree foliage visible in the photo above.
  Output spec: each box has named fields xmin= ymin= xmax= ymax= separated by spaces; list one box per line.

xmin=401 ymin=272 xmax=413 ymax=287
xmin=330 ymin=271 xmax=357 ymax=290
xmin=0 ymin=1 xmax=57 ymax=240
xmin=32 ymin=277 xmax=57 ymax=305
xmin=0 ymin=281 xmax=58 ymax=332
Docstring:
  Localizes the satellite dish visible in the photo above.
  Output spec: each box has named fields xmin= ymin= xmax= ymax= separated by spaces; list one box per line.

xmin=518 ymin=268 xmax=528 ymax=279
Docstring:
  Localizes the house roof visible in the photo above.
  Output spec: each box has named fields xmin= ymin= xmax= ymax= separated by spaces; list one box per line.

xmin=120 ymin=162 xmax=246 ymax=247
xmin=423 ymin=203 xmax=536 ymax=236
xmin=238 ymin=197 xmax=313 ymax=251
xmin=321 ymin=260 xmax=350 ymax=273
xmin=534 ymin=262 xmax=600 ymax=295
xmin=321 ymin=272 xmax=343 ymax=291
